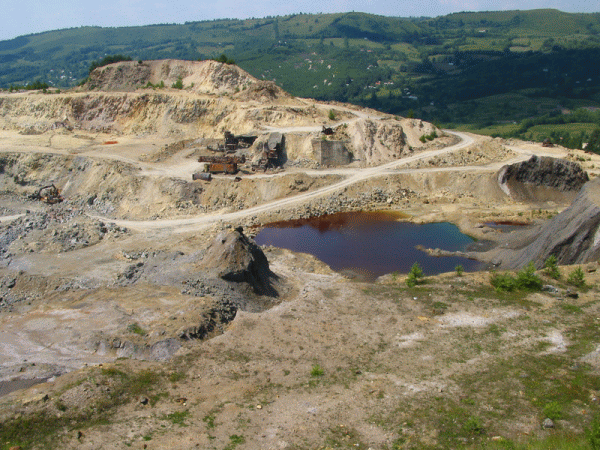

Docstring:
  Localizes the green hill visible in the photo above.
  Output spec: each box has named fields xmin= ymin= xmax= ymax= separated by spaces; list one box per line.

xmin=1 ymin=9 xmax=600 ymax=138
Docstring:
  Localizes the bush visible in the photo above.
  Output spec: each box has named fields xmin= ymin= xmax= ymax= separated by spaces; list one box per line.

xmin=455 ymin=265 xmax=464 ymax=276
xmin=567 ymin=266 xmax=586 ymax=288
xmin=328 ymin=109 xmax=336 ymax=120
xmin=490 ymin=271 xmax=517 ymax=292
xmin=406 ymin=262 xmax=424 ymax=287
xmin=464 ymin=415 xmax=485 ymax=435
xmin=490 ymin=262 xmax=542 ymax=292
xmin=515 ymin=262 xmax=543 ymax=291
xmin=310 ymin=364 xmax=324 ymax=377
xmin=213 ymin=54 xmax=235 ymax=65
xmin=543 ymin=255 xmax=561 ymax=279
xmin=172 ymin=77 xmax=184 ymax=89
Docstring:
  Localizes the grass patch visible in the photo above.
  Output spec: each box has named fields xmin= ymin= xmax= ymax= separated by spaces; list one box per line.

xmin=203 ymin=413 xmax=216 ymax=429
xmin=311 ymin=364 xmax=325 ymax=377
xmin=224 ymin=434 xmax=245 ymax=450
xmin=0 ymin=365 xmax=169 ymax=449
xmin=560 ymin=303 xmax=583 ymax=313
xmin=126 ymin=322 xmax=146 ymax=336
xmin=163 ymin=410 xmax=190 ymax=426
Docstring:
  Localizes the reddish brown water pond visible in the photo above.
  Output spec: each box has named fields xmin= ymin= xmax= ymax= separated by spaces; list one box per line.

xmin=254 ymin=211 xmax=482 ymax=281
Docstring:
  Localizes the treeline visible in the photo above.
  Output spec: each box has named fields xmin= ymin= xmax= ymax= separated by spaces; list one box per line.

xmin=7 ymin=79 xmax=49 ymax=91
xmin=88 ymin=54 xmax=132 ymax=73
xmin=491 ymin=108 xmax=600 ymax=152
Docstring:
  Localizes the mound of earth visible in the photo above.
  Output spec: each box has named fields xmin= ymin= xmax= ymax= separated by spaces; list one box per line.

xmin=497 ymin=155 xmax=589 ymax=202
xmin=85 ymin=59 xmax=268 ymax=97
xmin=200 ymin=226 xmax=279 ymax=297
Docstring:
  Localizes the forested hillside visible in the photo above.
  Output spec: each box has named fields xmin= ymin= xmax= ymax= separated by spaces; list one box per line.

xmin=2 ymin=9 xmax=600 ymax=138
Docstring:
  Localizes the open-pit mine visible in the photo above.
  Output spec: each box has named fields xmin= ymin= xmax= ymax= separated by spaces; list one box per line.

xmin=1 ymin=59 xmax=600 ymax=450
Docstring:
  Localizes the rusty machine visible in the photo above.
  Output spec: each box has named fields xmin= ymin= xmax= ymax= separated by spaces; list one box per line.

xmin=197 ymin=155 xmax=246 ymax=175
xmin=252 ymin=133 xmax=284 ymax=171
xmin=31 ymin=184 xmax=63 ymax=204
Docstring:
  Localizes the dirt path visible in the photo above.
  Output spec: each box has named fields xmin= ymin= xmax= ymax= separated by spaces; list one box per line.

xmin=90 ymin=131 xmax=479 ymax=232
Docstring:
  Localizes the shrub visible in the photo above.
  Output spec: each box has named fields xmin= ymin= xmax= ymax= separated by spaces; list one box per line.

xmin=328 ymin=109 xmax=336 ymax=120
xmin=490 ymin=271 xmax=517 ymax=292
xmin=213 ymin=54 xmax=235 ymax=65
xmin=310 ymin=364 xmax=324 ymax=377
xmin=455 ymin=265 xmax=464 ymax=276
xmin=491 ymin=262 xmax=542 ymax=292
xmin=464 ymin=415 xmax=485 ymax=435
xmin=515 ymin=262 xmax=543 ymax=291
xmin=567 ymin=266 xmax=586 ymax=288
xmin=172 ymin=77 xmax=184 ymax=89
xmin=406 ymin=262 xmax=424 ymax=287
xmin=543 ymin=255 xmax=561 ymax=279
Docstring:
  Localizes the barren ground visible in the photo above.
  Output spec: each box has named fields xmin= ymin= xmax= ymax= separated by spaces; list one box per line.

xmin=1 ymin=71 xmax=600 ymax=450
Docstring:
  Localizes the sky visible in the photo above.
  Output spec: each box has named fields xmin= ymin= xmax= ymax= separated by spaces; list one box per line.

xmin=2 ymin=0 xmax=599 ymax=41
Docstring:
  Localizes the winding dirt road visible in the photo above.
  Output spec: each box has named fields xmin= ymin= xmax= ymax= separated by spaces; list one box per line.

xmin=91 ymin=132 xmax=480 ymax=232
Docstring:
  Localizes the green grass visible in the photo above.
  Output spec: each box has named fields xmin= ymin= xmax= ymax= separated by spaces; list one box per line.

xmin=163 ymin=410 xmax=190 ymax=426
xmin=527 ymin=123 xmax=599 ymax=140
xmin=126 ymin=322 xmax=146 ymax=336
xmin=224 ymin=434 xmax=246 ymax=450
xmin=310 ymin=364 xmax=325 ymax=377
xmin=0 ymin=365 xmax=170 ymax=449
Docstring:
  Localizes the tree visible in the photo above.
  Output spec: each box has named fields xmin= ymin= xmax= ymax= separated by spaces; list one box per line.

xmin=587 ymin=128 xmax=600 ymax=154
xmin=406 ymin=262 xmax=424 ymax=287
xmin=213 ymin=54 xmax=235 ymax=65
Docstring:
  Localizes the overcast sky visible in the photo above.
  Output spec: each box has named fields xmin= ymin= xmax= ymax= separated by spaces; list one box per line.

xmin=2 ymin=0 xmax=599 ymax=41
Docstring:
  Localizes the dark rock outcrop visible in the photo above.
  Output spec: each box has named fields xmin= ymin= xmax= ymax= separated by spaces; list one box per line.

xmin=498 ymin=156 xmax=588 ymax=203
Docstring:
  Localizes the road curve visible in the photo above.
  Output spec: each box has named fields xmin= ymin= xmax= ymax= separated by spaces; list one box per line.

xmin=90 ymin=131 xmax=476 ymax=233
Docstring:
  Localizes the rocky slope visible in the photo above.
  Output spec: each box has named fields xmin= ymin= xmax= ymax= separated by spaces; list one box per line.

xmin=488 ymin=176 xmax=600 ymax=268
xmin=85 ymin=60 xmax=287 ymax=98
xmin=498 ymin=155 xmax=589 ymax=203
xmin=0 ymin=59 xmax=444 ymax=167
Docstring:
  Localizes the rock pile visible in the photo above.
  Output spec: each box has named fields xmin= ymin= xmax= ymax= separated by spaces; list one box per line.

xmin=200 ymin=226 xmax=278 ymax=297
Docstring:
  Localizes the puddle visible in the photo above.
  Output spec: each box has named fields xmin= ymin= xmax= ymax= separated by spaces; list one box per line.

xmin=254 ymin=211 xmax=483 ymax=281
xmin=484 ymin=221 xmax=531 ymax=233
